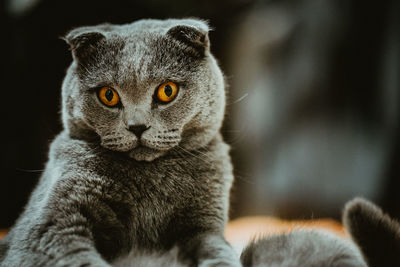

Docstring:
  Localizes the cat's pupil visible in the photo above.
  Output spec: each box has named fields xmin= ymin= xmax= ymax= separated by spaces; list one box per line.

xmin=164 ymin=85 xmax=172 ymax=97
xmin=105 ymin=89 xmax=114 ymax=101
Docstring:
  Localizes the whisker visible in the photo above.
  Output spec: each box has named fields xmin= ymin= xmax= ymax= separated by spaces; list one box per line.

xmin=15 ymin=168 xmax=44 ymax=173
xmin=174 ymin=149 xmax=197 ymax=168
xmin=227 ymin=93 xmax=249 ymax=106
xmin=176 ymin=145 xmax=211 ymax=165
xmin=190 ymin=147 xmax=213 ymax=162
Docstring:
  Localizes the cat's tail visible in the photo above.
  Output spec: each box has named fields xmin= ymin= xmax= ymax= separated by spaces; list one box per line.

xmin=343 ymin=197 xmax=400 ymax=267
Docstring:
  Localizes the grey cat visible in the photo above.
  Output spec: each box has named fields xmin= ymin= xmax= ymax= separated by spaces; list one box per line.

xmin=241 ymin=197 xmax=400 ymax=267
xmin=0 ymin=18 xmax=241 ymax=266
xmin=1 ymin=17 xmax=395 ymax=267
xmin=241 ymin=230 xmax=366 ymax=267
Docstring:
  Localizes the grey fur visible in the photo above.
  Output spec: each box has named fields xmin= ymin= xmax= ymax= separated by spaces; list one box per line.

xmin=0 ymin=18 xmax=240 ymax=266
xmin=241 ymin=197 xmax=400 ymax=266
xmin=343 ymin=198 xmax=400 ymax=267
xmin=241 ymin=230 xmax=367 ymax=267
xmin=112 ymin=247 xmax=187 ymax=267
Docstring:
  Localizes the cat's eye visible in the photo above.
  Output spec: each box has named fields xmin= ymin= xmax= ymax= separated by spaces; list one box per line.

xmin=98 ymin=87 xmax=120 ymax=107
xmin=156 ymin=82 xmax=179 ymax=103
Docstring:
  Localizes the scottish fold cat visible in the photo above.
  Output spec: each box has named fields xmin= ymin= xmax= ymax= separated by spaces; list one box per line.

xmin=1 ymin=18 xmax=395 ymax=267
xmin=0 ymin=18 xmax=240 ymax=266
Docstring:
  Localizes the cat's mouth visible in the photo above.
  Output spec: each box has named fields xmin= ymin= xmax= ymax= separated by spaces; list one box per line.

xmin=127 ymin=144 xmax=167 ymax=162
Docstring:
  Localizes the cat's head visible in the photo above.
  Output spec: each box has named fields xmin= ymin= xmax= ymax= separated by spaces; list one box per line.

xmin=61 ymin=19 xmax=225 ymax=161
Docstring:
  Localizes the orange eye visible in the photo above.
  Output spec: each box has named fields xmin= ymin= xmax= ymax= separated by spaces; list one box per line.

xmin=156 ymin=82 xmax=179 ymax=103
xmin=98 ymin=87 xmax=120 ymax=107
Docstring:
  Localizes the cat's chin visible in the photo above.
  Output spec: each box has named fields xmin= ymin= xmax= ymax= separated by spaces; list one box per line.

xmin=128 ymin=146 xmax=167 ymax=162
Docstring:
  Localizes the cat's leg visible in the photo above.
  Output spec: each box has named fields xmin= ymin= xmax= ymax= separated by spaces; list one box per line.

xmin=1 ymin=224 xmax=111 ymax=267
xmin=1 ymin=180 xmax=125 ymax=266
xmin=0 ymin=233 xmax=11 ymax=263
xmin=181 ymin=233 xmax=241 ymax=267
xmin=2 ymin=245 xmax=110 ymax=267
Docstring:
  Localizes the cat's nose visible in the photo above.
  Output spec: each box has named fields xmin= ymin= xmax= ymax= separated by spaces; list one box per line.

xmin=127 ymin=124 xmax=149 ymax=138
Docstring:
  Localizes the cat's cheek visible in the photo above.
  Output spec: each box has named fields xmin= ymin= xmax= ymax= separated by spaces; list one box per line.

xmin=100 ymin=137 xmax=137 ymax=152
xmin=81 ymin=94 xmax=120 ymax=129
xmin=158 ymin=92 xmax=197 ymax=124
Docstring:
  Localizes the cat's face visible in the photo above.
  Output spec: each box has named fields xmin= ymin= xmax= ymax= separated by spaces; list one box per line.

xmin=62 ymin=19 xmax=225 ymax=161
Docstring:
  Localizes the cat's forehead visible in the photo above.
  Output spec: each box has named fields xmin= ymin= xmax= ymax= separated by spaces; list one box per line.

xmin=111 ymin=34 xmax=199 ymax=89
xmin=75 ymin=19 xmax=208 ymax=92
xmin=79 ymin=32 xmax=201 ymax=87
xmin=118 ymin=18 xmax=208 ymax=35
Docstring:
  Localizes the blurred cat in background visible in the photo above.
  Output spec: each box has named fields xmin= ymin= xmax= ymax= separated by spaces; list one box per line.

xmin=241 ymin=198 xmax=400 ymax=267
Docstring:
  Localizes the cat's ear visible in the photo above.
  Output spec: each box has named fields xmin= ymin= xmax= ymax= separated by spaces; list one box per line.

xmin=167 ymin=22 xmax=210 ymax=57
xmin=63 ymin=27 xmax=106 ymax=63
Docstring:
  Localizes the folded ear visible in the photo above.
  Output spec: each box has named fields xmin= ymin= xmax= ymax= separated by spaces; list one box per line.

xmin=167 ymin=23 xmax=210 ymax=57
xmin=63 ymin=27 xmax=106 ymax=64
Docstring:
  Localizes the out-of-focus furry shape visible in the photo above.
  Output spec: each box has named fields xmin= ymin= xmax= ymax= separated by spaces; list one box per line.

xmin=240 ymin=230 xmax=366 ymax=267
xmin=241 ymin=197 xmax=400 ymax=266
xmin=343 ymin=198 xmax=400 ymax=267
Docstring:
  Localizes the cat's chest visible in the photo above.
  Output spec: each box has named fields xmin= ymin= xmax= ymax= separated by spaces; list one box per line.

xmin=51 ymin=137 xmax=231 ymax=253
xmin=114 ymin=158 xmax=205 ymax=204
xmin=103 ymin=157 xmax=217 ymax=238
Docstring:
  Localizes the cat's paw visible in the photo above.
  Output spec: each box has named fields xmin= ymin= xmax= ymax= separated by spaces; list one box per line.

xmin=55 ymin=250 xmax=112 ymax=267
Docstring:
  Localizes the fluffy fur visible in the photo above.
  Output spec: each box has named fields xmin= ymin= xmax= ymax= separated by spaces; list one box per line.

xmin=240 ymin=230 xmax=366 ymax=267
xmin=112 ymin=247 xmax=187 ymax=267
xmin=241 ymin=198 xmax=400 ymax=267
xmin=0 ymin=19 xmax=240 ymax=266
xmin=343 ymin=198 xmax=400 ymax=267
xmin=2 ymin=17 xmax=398 ymax=267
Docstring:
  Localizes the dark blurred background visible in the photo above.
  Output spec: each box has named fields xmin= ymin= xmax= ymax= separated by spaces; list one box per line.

xmin=1 ymin=0 xmax=399 ymax=228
